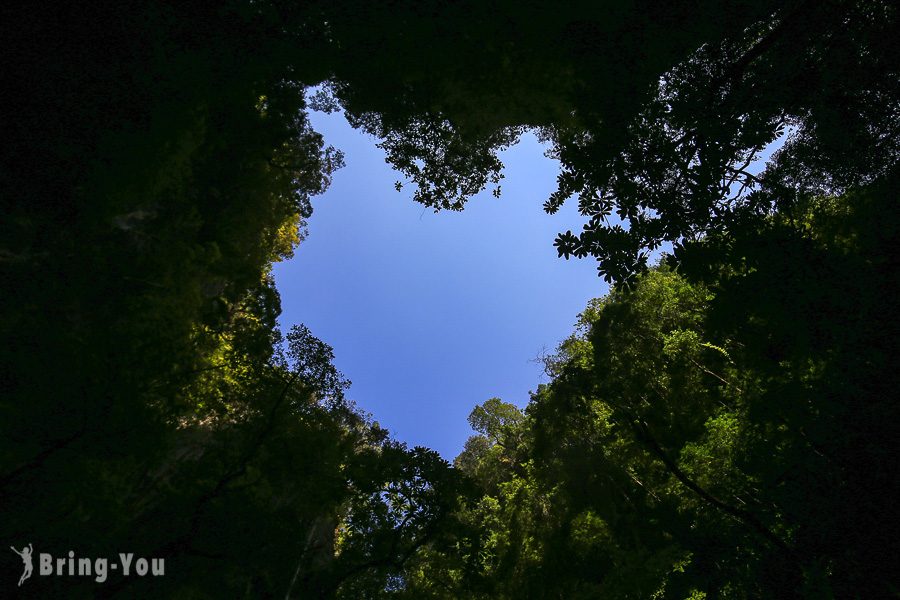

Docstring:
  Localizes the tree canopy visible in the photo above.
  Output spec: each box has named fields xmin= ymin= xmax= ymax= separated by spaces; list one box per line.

xmin=315 ymin=0 xmax=898 ymax=281
xmin=2 ymin=0 xmax=898 ymax=597
xmin=393 ymin=182 xmax=900 ymax=598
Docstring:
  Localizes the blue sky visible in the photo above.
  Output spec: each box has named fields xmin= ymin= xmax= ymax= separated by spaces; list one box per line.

xmin=273 ymin=110 xmax=605 ymax=459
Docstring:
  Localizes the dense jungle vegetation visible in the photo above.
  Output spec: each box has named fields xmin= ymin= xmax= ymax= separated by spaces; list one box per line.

xmin=2 ymin=1 xmax=898 ymax=597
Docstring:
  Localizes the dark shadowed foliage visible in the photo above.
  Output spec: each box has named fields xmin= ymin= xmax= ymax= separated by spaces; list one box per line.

xmin=2 ymin=0 xmax=897 ymax=597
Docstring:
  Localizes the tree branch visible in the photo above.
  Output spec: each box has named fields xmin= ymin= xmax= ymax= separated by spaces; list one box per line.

xmin=630 ymin=416 xmax=797 ymax=562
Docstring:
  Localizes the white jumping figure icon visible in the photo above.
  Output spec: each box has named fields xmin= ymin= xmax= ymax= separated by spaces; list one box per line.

xmin=10 ymin=544 xmax=33 ymax=586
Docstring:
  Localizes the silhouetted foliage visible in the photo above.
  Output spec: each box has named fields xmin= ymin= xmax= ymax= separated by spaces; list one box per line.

xmin=395 ymin=181 xmax=899 ymax=598
xmin=317 ymin=0 xmax=898 ymax=281
xmin=2 ymin=0 xmax=897 ymax=597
